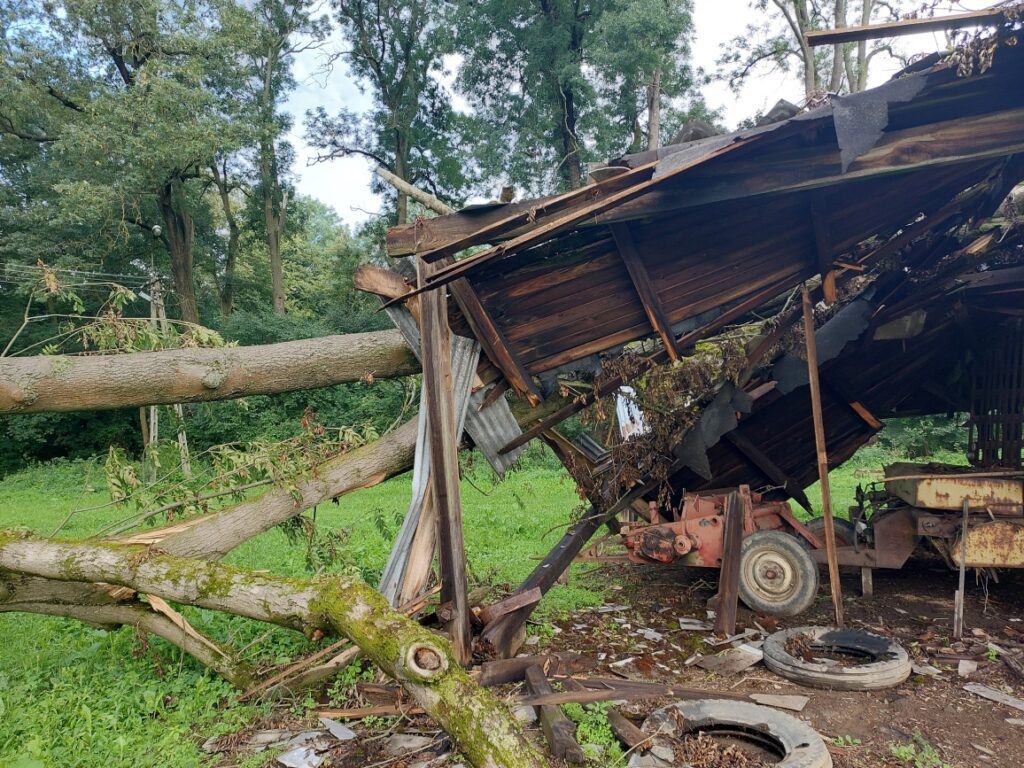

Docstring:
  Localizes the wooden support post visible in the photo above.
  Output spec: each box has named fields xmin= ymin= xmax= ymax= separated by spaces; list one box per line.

xmin=954 ymin=496 xmax=969 ymax=640
xmin=802 ymin=286 xmax=844 ymax=628
xmin=810 ymin=198 xmax=837 ymax=306
xmin=524 ymin=666 xmax=586 ymax=764
xmin=610 ymin=223 xmax=682 ymax=360
xmin=417 ymin=258 xmax=472 ymax=665
xmin=860 ymin=567 xmax=873 ymax=598
xmin=713 ymin=490 xmax=744 ymax=637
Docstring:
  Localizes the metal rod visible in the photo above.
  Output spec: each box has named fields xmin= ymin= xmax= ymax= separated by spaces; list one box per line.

xmin=802 ymin=286 xmax=844 ymax=628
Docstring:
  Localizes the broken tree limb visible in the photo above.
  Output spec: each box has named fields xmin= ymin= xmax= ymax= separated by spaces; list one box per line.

xmin=375 ymin=166 xmax=455 ymax=216
xmin=0 ymin=532 xmax=550 ymax=768
xmin=0 ymin=329 xmax=419 ymax=415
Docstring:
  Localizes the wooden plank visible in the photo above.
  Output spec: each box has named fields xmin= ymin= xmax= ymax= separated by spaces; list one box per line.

xmin=803 ymin=286 xmax=845 ymax=628
xmin=713 ymin=490 xmax=744 ymax=637
xmin=964 ymin=682 xmax=1024 ymax=713
xmin=478 ymin=587 xmax=543 ymax=626
xmin=417 ymin=257 xmax=472 ymax=664
xmin=609 ymin=223 xmax=682 ymax=360
xmin=524 ymin=666 xmax=586 ymax=764
xmin=448 ymin=278 xmax=542 ymax=405
xmin=606 ymin=710 xmax=649 ymax=750
xmin=807 ymin=8 xmax=1010 ymax=47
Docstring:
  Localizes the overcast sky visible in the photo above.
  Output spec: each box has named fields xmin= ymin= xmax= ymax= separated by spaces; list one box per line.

xmin=284 ymin=0 xmax=993 ymax=228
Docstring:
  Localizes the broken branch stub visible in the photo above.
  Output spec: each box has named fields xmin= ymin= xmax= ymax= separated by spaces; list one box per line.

xmin=0 ymin=532 xmax=550 ymax=768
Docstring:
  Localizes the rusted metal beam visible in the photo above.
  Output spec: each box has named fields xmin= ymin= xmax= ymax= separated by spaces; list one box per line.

xmin=802 ymin=286 xmax=845 ymax=628
xmin=417 ymin=257 xmax=472 ymax=664
xmin=807 ymin=8 xmax=1011 ymax=47
xmin=609 ymin=223 xmax=682 ymax=360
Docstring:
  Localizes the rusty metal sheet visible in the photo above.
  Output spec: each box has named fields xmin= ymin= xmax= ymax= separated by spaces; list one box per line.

xmin=884 ymin=463 xmax=1024 ymax=510
xmin=953 ymin=520 xmax=1024 ymax=568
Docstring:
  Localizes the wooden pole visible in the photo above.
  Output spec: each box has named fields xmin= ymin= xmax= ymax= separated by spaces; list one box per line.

xmin=802 ymin=286 xmax=844 ymax=628
xmin=806 ymin=7 xmax=1010 ymax=47
xmin=954 ymin=496 xmax=969 ymax=639
xmin=416 ymin=257 xmax=472 ymax=665
xmin=713 ymin=489 xmax=744 ymax=637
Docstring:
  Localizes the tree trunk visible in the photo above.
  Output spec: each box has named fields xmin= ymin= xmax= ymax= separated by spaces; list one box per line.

xmin=558 ymin=83 xmax=582 ymax=190
xmin=830 ymin=0 xmax=848 ymax=92
xmin=855 ymin=0 xmax=873 ymax=92
xmin=210 ymin=162 xmax=241 ymax=317
xmin=156 ymin=181 xmax=200 ymax=326
xmin=394 ymin=134 xmax=410 ymax=225
xmin=261 ymin=139 xmax=287 ymax=316
xmin=647 ymin=67 xmax=661 ymax=151
xmin=0 ymin=329 xmax=419 ymax=415
xmin=0 ymin=533 xmax=550 ymax=768
xmin=793 ymin=0 xmax=818 ymax=100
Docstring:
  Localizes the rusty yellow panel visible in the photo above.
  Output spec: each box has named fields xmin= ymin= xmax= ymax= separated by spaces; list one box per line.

xmin=953 ymin=521 xmax=1024 ymax=568
xmin=884 ymin=463 xmax=1023 ymax=511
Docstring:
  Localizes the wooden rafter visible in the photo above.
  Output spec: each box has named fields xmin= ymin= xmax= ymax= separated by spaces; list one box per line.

xmin=448 ymin=279 xmax=542 ymax=406
xmin=610 ymin=223 xmax=682 ymax=360
xmin=723 ymin=431 xmax=813 ymax=511
xmin=810 ymin=197 xmax=838 ymax=305
xmin=806 ymin=7 xmax=1013 ymax=47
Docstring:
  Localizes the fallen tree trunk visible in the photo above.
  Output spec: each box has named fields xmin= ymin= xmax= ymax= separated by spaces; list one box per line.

xmin=0 ymin=329 xmax=419 ymax=414
xmin=0 ymin=532 xmax=550 ymax=768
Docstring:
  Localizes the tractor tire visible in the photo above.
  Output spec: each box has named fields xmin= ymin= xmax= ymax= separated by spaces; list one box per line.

xmin=738 ymin=530 xmax=819 ymax=617
xmin=643 ymin=699 xmax=832 ymax=768
xmin=804 ymin=516 xmax=857 ymax=547
xmin=763 ymin=626 xmax=912 ymax=691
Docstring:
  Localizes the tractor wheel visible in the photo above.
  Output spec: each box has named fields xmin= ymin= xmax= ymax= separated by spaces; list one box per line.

xmin=738 ymin=530 xmax=819 ymax=617
xmin=804 ymin=516 xmax=857 ymax=547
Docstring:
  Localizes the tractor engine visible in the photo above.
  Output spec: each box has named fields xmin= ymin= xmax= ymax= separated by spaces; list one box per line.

xmin=621 ymin=491 xmax=794 ymax=567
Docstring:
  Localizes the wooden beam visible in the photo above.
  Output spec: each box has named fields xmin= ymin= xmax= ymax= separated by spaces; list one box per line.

xmin=810 ymin=198 xmax=837 ymax=305
xmin=610 ymin=223 xmax=682 ymax=360
xmin=448 ymin=279 xmax=542 ymax=405
xmin=802 ymin=286 xmax=845 ymax=628
xmin=524 ymin=666 xmax=586 ymax=764
xmin=807 ymin=8 xmax=1010 ymax=47
xmin=723 ymin=432 xmax=812 ymax=512
xmin=712 ymin=489 xmax=744 ymax=637
xmin=478 ymin=587 xmax=543 ymax=626
xmin=417 ymin=257 xmax=472 ymax=664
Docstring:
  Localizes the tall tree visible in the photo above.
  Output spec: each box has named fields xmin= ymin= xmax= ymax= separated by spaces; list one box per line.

xmin=304 ymin=0 xmax=471 ymax=225
xmin=719 ymin=1 xmax=908 ymax=102
xmin=0 ymin=0 xmax=240 ymax=325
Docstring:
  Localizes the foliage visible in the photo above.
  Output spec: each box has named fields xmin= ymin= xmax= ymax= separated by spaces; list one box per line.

xmin=562 ymin=701 xmax=625 ymax=765
xmin=304 ymin=0 xmax=474 ymax=222
xmin=451 ymin=0 xmax=706 ymax=194
xmin=888 ymin=733 xmax=953 ymax=768
xmin=875 ymin=414 xmax=967 ymax=459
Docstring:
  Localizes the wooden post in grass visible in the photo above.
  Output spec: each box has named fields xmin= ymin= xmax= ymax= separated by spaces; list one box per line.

xmin=802 ymin=286 xmax=844 ymax=628
xmin=417 ymin=257 xmax=472 ymax=665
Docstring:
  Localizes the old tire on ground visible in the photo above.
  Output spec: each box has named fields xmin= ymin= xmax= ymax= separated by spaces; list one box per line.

xmin=738 ymin=530 xmax=819 ymax=617
xmin=763 ymin=626 xmax=912 ymax=691
xmin=642 ymin=699 xmax=832 ymax=768
xmin=804 ymin=516 xmax=857 ymax=547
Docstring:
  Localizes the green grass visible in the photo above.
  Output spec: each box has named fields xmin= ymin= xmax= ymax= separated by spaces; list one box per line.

xmin=0 ymin=455 xmax=598 ymax=767
xmin=0 ymin=431 xmax=967 ymax=767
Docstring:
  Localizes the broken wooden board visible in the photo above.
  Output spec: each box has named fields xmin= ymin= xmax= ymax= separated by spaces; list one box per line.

xmin=964 ymin=683 xmax=1024 ymax=713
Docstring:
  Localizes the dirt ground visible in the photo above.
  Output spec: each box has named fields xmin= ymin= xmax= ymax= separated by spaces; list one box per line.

xmin=210 ymin=555 xmax=1024 ymax=768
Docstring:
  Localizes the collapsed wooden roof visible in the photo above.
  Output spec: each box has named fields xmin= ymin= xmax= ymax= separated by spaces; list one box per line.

xmin=384 ymin=30 xmax=1024 ymax=501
